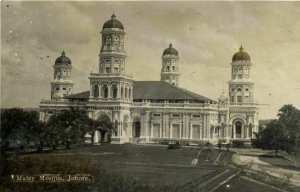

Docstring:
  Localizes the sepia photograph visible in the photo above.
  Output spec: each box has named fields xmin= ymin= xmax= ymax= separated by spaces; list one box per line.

xmin=1 ymin=1 xmax=300 ymax=191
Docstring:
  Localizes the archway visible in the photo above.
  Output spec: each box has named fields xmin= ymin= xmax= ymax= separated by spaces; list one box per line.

xmin=132 ymin=119 xmax=141 ymax=138
xmin=93 ymin=84 xmax=99 ymax=98
xmin=96 ymin=113 xmax=113 ymax=143
xmin=234 ymin=120 xmax=243 ymax=138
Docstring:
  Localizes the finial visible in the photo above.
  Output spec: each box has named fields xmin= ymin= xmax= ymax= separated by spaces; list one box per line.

xmin=239 ymin=44 xmax=244 ymax=51
xmin=62 ymin=50 xmax=65 ymax=56
xmin=169 ymin=42 xmax=173 ymax=48
xmin=111 ymin=12 xmax=116 ymax=19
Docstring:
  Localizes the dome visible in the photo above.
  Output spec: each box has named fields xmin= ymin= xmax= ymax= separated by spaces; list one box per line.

xmin=163 ymin=43 xmax=178 ymax=56
xmin=55 ymin=50 xmax=71 ymax=65
xmin=232 ymin=45 xmax=250 ymax=62
xmin=102 ymin=13 xmax=124 ymax=30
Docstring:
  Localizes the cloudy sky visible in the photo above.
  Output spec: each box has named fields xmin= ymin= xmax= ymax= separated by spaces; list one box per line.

xmin=1 ymin=1 xmax=300 ymax=119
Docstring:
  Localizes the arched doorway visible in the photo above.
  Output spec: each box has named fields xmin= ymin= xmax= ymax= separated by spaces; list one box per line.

xmin=96 ymin=113 xmax=112 ymax=143
xmin=234 ymin=120 xmax=243 ymax=138
xmin=132 ymin=119 xmax=141 ymax=138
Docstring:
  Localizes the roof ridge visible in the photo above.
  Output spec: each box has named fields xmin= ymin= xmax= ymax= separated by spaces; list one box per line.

xmin=161 ymin=81 xmax=215 ymax=102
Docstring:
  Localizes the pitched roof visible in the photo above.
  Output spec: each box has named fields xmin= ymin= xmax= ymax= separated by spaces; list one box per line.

xmin=65 ymin=91 xmax=90 ymax=99
xmin=65 ymin=81 xmax=215 ymax=103
xmin=133 ymin=81 xmax=215 ymax=102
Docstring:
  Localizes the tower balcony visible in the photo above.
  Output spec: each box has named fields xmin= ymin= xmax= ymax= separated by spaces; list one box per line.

xmin=89 ymin=72 xmax=133 ymax=79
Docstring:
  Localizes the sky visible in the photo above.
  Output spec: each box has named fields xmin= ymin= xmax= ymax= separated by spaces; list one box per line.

xmin=1 ymin=1 xmax=300 ymax=120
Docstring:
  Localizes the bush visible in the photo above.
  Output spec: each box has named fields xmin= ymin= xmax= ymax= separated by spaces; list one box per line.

xmin=232 ymin=140 xmax=245 ymax=148
xmin=159 ymin=141 xmax=169 ymax=145
xmin=168 ymin=142 xmax=181 ymax=150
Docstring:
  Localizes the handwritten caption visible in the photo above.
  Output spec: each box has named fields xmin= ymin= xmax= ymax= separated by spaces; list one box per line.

xmin=11 ymin=174 xmax=94 ymax=183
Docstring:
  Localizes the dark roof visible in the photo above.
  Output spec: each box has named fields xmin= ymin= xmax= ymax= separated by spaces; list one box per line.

xmin=55 ymin=50 xmax=71 ymax=65
xmin=163 ymin=43 xmax=178 ymax=56
xmin=232 ymin=45 xmax=250 ymax=62
xmin=102 ymin=13 xmax=124 ymax=30
xmin=133 ymin=81 xmax=215 ymax=102
xmin=65 ymin=81 xmax=215 ymax=103
xmin=65 ymin=91 xmax=90 ymax=99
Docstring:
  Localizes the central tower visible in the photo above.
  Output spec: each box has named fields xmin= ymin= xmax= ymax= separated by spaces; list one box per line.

xmin=89 ymin=13 xmax=133 ymax=102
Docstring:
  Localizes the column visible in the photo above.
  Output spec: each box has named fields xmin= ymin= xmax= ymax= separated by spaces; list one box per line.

xmin=170 ymin=123 xmax=173 ymax=138
xmin=203 ymin=114 xmax=207 ymax=139
xmin=233 ymin=125 xmax=236 ymax=138
xmin=108 ymin=83 xmax=111 ymax=98
xmin=179 ymin=123 xmax=182 ymax=138
xmin=98 ymin=83 xmax=102 ymax=98
xmin=89 ymin=84 xmax=93 ymax=97
xmin=117 ymin=84 xmax=121 ymax=99
xmin=160 ymin=123 xmax=162 ymax=138
xmin=189 ymin=123 xmax=192 ymax=139
xmin=241 ymin=124 xmax=244 ymax=139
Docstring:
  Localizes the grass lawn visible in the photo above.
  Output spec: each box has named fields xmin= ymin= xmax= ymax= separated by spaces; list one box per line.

xmin=30 ymin=144 xmax=219 ymax=186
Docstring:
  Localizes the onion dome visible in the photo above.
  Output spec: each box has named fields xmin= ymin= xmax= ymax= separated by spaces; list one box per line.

xmin=163 ymin=43 xmax=178 ymax=56
xmin=232 ymin=45 xmax=250 ymax=62
xmin=102 ymin=13 xmax=124 ymax=30
xmin=55 ymin=50 xmax=71 ymax=65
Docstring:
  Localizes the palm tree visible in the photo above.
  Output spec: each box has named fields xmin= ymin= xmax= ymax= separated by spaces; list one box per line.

xmin=88 ymin=115 xmax=115 ymax=144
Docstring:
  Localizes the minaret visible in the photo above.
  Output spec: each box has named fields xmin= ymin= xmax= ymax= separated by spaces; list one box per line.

xmin=89 ymin=13 xmax=133 ymax=102
xmin=99 ymin=13 xmax=126 ymax=75
xmin=228 ymin=45 xmax=254 ymax=104
xmin=160 ymin=43 xmax=180 ymax=86
xmin=228 ymin=45 xmax=259 ymax=140
xmin=51 ymin=50 xmax=73 ymax=100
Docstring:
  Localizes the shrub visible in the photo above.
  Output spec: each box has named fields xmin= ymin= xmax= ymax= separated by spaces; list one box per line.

xmin=232 ymin=140 xmax=245 ymax=148
xmin=168 ymin=142 xmax=181 ymax=150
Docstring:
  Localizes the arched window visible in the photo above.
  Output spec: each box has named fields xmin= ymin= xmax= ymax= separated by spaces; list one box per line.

xmin=234 ymin=121 xmax=243 ymax=138
xmin=128 ymin=88 xmax=131 ymax=99
xmin=111 ymin=84 xmax=118 ymax=98
xmin=121 ymin=87 xmax=124 ymax=99
xmin=93 ymin=84 xmax=99 ymax=98
xmin=167 ymin=66 xmax=170 ymax=71
xmin=125 ymin=87 xmax=128 ymax=99
xmin=172 ymin=66 xmax=175 ymax=71
xmin=102 ymin=84 xmax=108 ymax=98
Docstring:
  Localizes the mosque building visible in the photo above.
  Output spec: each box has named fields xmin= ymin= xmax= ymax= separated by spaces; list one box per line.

xmin=39 ymin=13 xmax=259 ymax=144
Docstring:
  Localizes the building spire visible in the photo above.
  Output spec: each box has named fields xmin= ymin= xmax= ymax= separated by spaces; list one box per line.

xmin=239 ymin=44 xmax=244 ymax=52
xmin=111 ymin=12 xmax=116 ymax=19
xmin=169 ymin=42 xmax=173 ymax=48
xmin=62 ymin=50 xmax=65 ymax=56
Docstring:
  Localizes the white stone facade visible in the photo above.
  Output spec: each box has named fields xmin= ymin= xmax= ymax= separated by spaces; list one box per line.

xmin=39 ymin=14 xmax=259 ymax=145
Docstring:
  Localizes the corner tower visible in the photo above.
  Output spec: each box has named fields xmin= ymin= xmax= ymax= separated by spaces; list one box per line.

xmin=228 ymin=45 xmax=259 ymax=141
xmin=160 ymin=43 xmax=180 ymax=86
xmin=229 ymin=45 xmax=254 ymax=103
xmin=51 ymin=50 xmax=73 ymax=100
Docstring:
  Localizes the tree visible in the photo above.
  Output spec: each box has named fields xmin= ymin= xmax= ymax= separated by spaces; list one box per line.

xmin=44 ymin=108 xmax=91 ymax=149
xmin=277 ymin=105 xmax=300 ymax=155
xmin=94 ymin=115 xmax=115 ymax=144
xmin=252 ymin=105 xmax=300 ymax=156
xmin=1 ymin=108 xmax=41 ymax=150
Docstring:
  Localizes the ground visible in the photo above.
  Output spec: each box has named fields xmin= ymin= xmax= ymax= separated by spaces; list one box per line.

xmin=2 ymin=144 xmax=300 ymax=192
